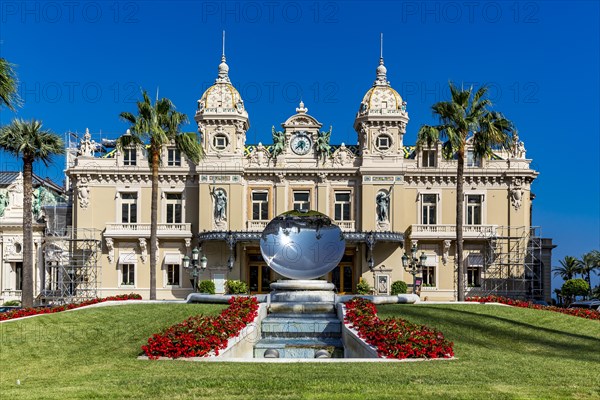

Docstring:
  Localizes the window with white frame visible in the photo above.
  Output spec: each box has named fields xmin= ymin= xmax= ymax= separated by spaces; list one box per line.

xmin=123 ymin=148 xmax=137 ymax=166
xmin=293 ymin=191 xmax=310 ymax=211
xmin=467 ymin=253 xmax=483 ymax=287
xmin=422 ymin=149 xmax=436 ymax=167
xmin=120 ymin=193 xmax=138 ymax=223
xmin=167 ymin=148 xmax=181 ymax=166
xmin=165 ymin=193 xmax=183 ymax=223
xmin=375 ymin=134 xmax=392 ymax=151
xmin=421 ymin=254 xmax=437 ymax=287
xmin=213 ymin=135 xmax=228 ymax=150
xmin=252 ymin=191 xmax=269 ymax=220
xmin=334 ymin=191 xmax=352 ymax=221
xmin=166 ymin=264 xmax=180 ymax=286
xmin=421 ymin=194 xmax=437 ymax=225
xmin=466 ymin=195 xmax=482 ymax=225
xmin=466 ymin=150 xmax=481 ymax=167
xmin=121 ymin=264 xmax=135 ymax=286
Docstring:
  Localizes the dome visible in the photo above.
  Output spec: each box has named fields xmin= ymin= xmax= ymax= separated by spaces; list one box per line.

xmin=196 ymin=54 xmax=247 ymax=116
xmin=357 ymin=57 xmax=406 ymax=114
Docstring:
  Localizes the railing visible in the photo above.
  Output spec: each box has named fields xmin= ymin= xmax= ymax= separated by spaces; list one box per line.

xmin=1 ymin=289 xmax=21 ymax=298
xmin=104 ymin=223 xmax=192 ymax=238
xmin=407 ymin=224 xmax=497 ymax=239
xmin=335 ymin=220 xmax=356 ymax=232
xmin=247 ymin=220 xmax=268 ymax=231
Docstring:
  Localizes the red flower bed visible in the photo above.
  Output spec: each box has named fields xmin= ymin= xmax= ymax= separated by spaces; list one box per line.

xmin=0 ymin=293 xmax=142 ymax=322
xmin=142 ymin=296 xmax=259 ymax=359
xmin=466 ymin=295 xmax=600 ymax=321
xmin=344 ymin=297 xmax=454 ymax=359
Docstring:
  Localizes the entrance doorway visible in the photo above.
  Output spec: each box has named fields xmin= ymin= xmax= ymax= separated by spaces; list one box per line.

xmin=248 ymin=254 xmax=271 ymax=294
xmin=330 ymin=254 xmax=354 ymax=294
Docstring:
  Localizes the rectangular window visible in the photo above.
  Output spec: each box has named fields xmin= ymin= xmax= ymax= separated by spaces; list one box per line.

xmin=422 ymin=149 xmax=436 ymax=167
xmin=15 ymin=262 xmax=23 ymax=291
xmin=466 ymin=195 xmax=482 ymax=225
xmin=166 ymin=264 xmax=180 ymax=286
xmin=467 ymin=253 xmax=483 ymax=287
xmin=293 ymin=191 xmax=310 ymax=211
xmin=252 ymin=191 xmax=269 ymax=220
xmin=123 ymin=148 xmax=137 ymax=166
xmin=466 ymin=150 xmax=481 ymax=167
xmin=121 ymin=193 xmax=137 ymax=223
xmin=422 ymin=266 xmax=436 ymax=286
xmin=334 ymin=192 xmax=351 ymax=221
xmin=165 ymin=193 xmax=182 ymax=224
xmin=167 ymin=149 xmax=181 ymax=166
xmin=376 ymin=135 xmax=391 ymax=151
xmin=121 ymin=264 xmax=135 ymax=286
xmin=421 ymin=194 xmax=437 ymax=225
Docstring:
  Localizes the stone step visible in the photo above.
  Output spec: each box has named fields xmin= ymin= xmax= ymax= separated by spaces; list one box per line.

xmin=254 ymin=337 xmax=344 ymax=358
xmin=268 ymin=302 xmax=336 ymax=314
xmin=261 ymin=316 xmax=341 ymax=336
xmin=270 ymin=290 xmax=335 ymax=303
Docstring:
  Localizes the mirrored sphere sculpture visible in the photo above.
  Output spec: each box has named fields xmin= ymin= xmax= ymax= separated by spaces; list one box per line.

xmin=260 ymin=210 xmax=346 ymax=280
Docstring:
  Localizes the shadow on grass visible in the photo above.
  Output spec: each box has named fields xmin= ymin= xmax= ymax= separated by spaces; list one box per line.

xmin=379 ymin=305 xmax=600 ymax=364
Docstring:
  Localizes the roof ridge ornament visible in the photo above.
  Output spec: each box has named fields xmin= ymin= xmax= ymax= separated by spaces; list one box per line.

xmin=374 ymin=33 xmax=389 ymax=87
xmin=216 ymin=30 xmax=230 ymax=83
xmin=296 ymin=100 xmax=308 ymax=114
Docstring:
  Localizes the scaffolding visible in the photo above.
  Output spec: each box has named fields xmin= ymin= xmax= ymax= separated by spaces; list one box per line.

xmin=39 ymin=205 xmax=101 ymax=305
xmin=474 ymin=226 xmax=543 ymax=300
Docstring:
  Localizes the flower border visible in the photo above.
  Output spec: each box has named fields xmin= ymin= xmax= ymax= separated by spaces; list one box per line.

xmin=0 ymin=293 xmax=142 ymax=321
xmin=344 ymin=297 xmax=454 ymax=359
xmin=466 ymin=295 xmax=600 ymax=321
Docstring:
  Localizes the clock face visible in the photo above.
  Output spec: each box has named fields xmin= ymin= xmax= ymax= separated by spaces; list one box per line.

xmin=290 ymin=133 xmax=312 ymax=155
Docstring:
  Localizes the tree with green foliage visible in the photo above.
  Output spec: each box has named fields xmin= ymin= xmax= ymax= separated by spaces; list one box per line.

xmin=553 ymin=256 xmax=581 ymax=281
xmin=0 ymin=58 xmax=22 ymax=110
xmin=417 ymin=83 xmax=514 ymax=301
xmin=118 ymin=90 xmax=203 ymax=300
xmin=0 ymin=119 xmax=64 ymax=307
xmin=577 ymin=251 xmax=600 ymax=297
xmin=561 ymin=278 xmax=589 ymax=305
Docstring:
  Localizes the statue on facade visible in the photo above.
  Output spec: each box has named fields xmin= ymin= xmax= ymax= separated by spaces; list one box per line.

xmin=78 ymin=128 xmax=96 ymax=157
xmin=211 ymin=187 xmax=227 ymax=222
xmin=376 ymin=191 xmax=391 ymax=222
xmin=271 ymin=126 xmax=286 ymax=162
xmin=0 ymin=189 xmax=9 ymax=217
xmin=316 ymin=126 xmax=332 ymax=164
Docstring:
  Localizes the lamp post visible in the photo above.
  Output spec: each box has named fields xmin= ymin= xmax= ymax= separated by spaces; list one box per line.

xmin=401 ymin=243 xmax=427 ymax=294
xmin=182 ymin=247 xmax=207 ymax=292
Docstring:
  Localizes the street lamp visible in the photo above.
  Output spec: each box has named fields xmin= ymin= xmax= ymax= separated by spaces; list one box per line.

xmin=182 ymin=247 xmax=207 ymax=292
xmin=401 ymin=243 xmax=427 ymax=294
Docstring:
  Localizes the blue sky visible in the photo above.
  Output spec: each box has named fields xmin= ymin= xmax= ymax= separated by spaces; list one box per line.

xmin=1 ymin=1 xmax=599 ymax=289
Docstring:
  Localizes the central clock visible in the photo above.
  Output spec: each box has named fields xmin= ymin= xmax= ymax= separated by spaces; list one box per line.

xmin=290 ymin=132 xmax=312 ymax=155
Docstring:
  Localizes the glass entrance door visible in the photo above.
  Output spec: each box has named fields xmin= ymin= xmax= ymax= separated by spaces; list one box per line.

xmin=248 ymin=254 xmax=271 ymax=294
xmin=330 ymin=255 xmax=354 ymax=294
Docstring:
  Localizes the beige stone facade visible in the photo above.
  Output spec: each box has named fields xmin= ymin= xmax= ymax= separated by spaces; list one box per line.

xmin=65 ymin=55 xmax=549 ymax=302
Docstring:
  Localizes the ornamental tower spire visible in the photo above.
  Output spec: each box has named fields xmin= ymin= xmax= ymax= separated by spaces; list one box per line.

xmin=217 ymin=30 xmax=230 ymax=83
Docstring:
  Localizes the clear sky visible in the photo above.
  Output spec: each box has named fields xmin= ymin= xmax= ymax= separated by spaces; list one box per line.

xmin=1 ymin=1 xmax=599 ymax=289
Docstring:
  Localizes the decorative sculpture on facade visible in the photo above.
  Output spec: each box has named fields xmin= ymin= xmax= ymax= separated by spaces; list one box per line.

xmin=139 ymin=238 xmax=147 ymax=263
xmin=77 ymin=185 xmax=90 ymax=209
xmin=78 ymin=128 xmax=97 ymax=157
xmin=106 ymin=238 xmax=114 ymax=263
xmin=211 ymin=187 xmax=227 ymax=222
xmin=316 ymin=126 xmax=332 ymax=164
xmin=510 ymin=131 xmax=527 ymax=159
xmin=0 ymin=189 xmax=9 ymax=217
xmin=271 ymin=127 xmax=286 ymax=162
xmin=443 ymin=240 xmax=451 ymax=265
xmin=376 ymin=190 xmax=391 ymax=222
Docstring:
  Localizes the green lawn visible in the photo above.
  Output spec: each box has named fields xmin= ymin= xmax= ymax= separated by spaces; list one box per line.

xmin=1 ymin=303 xmax=599 ymax=400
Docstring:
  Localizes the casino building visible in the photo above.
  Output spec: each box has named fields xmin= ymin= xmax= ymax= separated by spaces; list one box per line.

xmin=62 ymin=52 xmax=554 ymax=302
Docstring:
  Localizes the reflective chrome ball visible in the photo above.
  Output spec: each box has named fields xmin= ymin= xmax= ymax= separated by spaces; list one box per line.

xmin=259 ymin=210 xmax=346 ymax=280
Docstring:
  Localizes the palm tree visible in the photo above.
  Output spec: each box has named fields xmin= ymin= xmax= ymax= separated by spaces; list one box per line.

xmin=417 ymin=83 xmax=514 ymax=301
xmin=552 ymin=255 xmax=581 ymax=281
xmin=0 ymin=119 xmax=64 ymax=307
xmin=578 ymin=250 xmax=600 ymax=297
xmin=0 ymin=58 xmax=22 ymax=110
xmin=118 ymin=90 xmax=203 ymax=300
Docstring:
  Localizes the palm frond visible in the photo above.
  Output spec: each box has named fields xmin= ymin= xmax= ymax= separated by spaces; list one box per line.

xmin=175 ymin=132 xmax=203 ymax=164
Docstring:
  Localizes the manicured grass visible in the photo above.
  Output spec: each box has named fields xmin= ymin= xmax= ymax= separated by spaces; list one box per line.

xmin=1 ymin=303 xmax=599 ymax=399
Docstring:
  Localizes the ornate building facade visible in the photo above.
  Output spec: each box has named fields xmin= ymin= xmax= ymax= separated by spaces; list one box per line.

xmin=65 ymin=53 xmax=552 ymax=302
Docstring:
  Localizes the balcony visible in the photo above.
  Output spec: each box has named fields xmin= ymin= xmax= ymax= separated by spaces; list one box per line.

xmin=335 ymin=220 xmax=356 ymax=232
xmin=104 ymin=223 xmax=192 ymax=238
xmin=406 ymin=224 xmax=497 ymax=239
